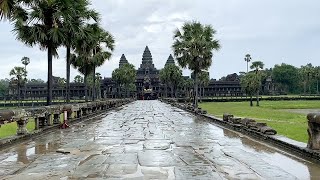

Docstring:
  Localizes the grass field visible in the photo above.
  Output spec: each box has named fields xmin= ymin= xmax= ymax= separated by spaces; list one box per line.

xmin=0 ymin=119 xmax=35 ymax=138
xmin=199 ymin=100 xmax=320 ymax=143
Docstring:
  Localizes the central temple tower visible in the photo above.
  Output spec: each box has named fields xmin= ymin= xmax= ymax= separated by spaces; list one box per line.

xmin=136 ymin=46 xmax=160 ymax=99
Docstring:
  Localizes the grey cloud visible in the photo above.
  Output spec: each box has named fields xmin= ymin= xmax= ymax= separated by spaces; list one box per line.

xmin=1 ymin=0 xmax=320 ymax=80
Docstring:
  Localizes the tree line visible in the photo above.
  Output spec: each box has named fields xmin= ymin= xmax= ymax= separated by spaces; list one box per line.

xmin=241 ymin=54 xmax=320 ymax=106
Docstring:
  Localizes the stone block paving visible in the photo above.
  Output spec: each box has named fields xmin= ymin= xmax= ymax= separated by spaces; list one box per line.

xmin=1 ymin=100 xmax=320 ymax=179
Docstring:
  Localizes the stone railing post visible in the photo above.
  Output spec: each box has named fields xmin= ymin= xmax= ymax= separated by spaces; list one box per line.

xmin=47 ymin=113 xmax=53 ymax=126
xmin=307 ymin=113 xmax=320 ymax=150
xmin=16 ymin=117 xmax=28 ymax=135
xmin=34 ymin=117 xmax=39 ymax=130
xmin=13 ymin=110 xmax=29 ymax=135
xmin=53 ymin=113 xmax=60 ymax=124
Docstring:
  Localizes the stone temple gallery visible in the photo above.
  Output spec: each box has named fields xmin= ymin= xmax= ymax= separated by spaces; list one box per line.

xmin=8 ymin=46 xmax=260 ymax=100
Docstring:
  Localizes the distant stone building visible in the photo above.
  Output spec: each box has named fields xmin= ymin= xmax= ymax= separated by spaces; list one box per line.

xmin=10 ymin=46 xmax=245 ymax=100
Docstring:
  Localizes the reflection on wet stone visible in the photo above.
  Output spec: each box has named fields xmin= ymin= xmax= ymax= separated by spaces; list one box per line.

xmin=1 ymin=100 xmax=320 ymax=179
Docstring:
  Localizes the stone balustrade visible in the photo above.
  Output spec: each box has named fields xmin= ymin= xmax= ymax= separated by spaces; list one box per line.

xmin=160 ymin=98 xmax=207 ymax=115
xmin=161 ymin=98 xmax=277 ymax=136
xmin=222 ymin=114 xmax=277 ymax=135
xmin=0 ymin=99 xmax=133 ymax=136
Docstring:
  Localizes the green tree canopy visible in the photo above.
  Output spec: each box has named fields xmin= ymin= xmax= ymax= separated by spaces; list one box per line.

xmin=112 ymin=63 xmax=136 ymax=97
xmin=112 ymin=63 xmax=136 ymax=87
xmin=173 ymin=21 xmax=220 ymax=107
xmin=74 ymin=75 xmax=84 ymax=83
xmin=272 ymin=63 xmax=300 ymax=93
xmin=0 ymin=79 xmax=10 ymax=97
xmin=71 ymin=23 xmax=115 ymax=101
xmin=160 ymin=64 xmax=183 ymax=97
xmin=9 ymin=66 xmax=26 ymax=105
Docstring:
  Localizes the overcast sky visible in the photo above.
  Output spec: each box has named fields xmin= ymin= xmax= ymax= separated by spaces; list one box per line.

xmin=0 ymin=0 xmax=319 ymax=81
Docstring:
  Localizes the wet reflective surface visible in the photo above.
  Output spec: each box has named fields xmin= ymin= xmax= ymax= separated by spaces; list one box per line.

xmin=1 ymin=100 xmax=320 ymax=179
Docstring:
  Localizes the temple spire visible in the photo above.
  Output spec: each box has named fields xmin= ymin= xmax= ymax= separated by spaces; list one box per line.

xmin=119 ymin=54 xmax=128 ymax=68
xmin=142 ymin=46 xmax=153 ymax=64
xmin=165 ymin=54 xmax=175 ymax=66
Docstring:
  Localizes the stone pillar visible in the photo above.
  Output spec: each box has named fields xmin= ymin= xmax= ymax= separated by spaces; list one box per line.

xmin=17 ymin=118 xmax=28 ymax=135
xmin=47 ymin=113 xmax=53 ymax=126
xmin=53 ymin=113 xmax=60 ymax=124
xmin=34 ymin=117 xmax=39 ymax=130
xmin=307 ymin=113 xmax=320 ymax=150
xmin=39 ymin=116 xmax=47 ymax=127
xmin=67 ymin=111 xmax=72 ymax=120
xmin=82 ymin=108 xmax=87 ymax=116
xmin=77 ymin=110 xmax=82 ymax=118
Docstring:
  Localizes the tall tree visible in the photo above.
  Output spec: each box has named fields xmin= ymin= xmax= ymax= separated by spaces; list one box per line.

xmin=63 ymin=0 xmax=99 ymax=103
xmin=21 ymin=56 xmax=29 ymax=99
xmin=244 ymin=54 xmax=252 ymax=73
xmin=272 ymin=63 xmax=300 ymax=94
xmin=0 ymin=78 xmax=10 ymax=98
xmin=71 ymin=23 xmax=114 ymax=102
xmin=250 ymin=61 xmax=264 ymax=106
xmin=173 ymin=21 xmax=220 ymax=108
xmin=13 ymin=0 xmax=74 ymax=105
xmin=90 ymin=24 xmax=114 ymax=101
xmin=9 ymin=66 xmax=25 ymax=106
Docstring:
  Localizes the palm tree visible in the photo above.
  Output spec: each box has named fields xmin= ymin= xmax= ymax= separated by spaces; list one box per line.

xmin=173 ymin=21 xmax=220 ymax=108
xmin=0 ymin=0 xmax=27 ymax=21
xmin=0 ymin=0 xmax=14 ymax=20
xmin=9 ymin=66 xmax=25 ymax=106
xmin=71 ymin=52 xmax=93 ymax=102
xmin=63 ymin=0 xmax=99 ymax=103
xmin=90 ymin=24 xmax=114 ymax=101
xmin=13 ymin=0 xmax=74 ymax=105
xmin=244 ymin=54 xmax=252 ymax=73
xmin=21 ymin=56 xmax=29 ymax=99
xmin=240 ymin=72 xmax=259 ymax=106
xmin=71 ymin=23 xmax=114 ymax=102
xmin=250 ymin=61 xmax=264 ymax=106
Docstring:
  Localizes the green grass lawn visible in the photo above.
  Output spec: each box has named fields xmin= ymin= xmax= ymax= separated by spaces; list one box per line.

xmin=199 ymin=100 xmax=320 ymax=143
xmin=0 ymin=119 xmax=35 ymax=138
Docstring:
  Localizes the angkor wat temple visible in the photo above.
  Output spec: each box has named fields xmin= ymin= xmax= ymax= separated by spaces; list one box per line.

xmin=8 ymin=46 xmax=266 ymax=100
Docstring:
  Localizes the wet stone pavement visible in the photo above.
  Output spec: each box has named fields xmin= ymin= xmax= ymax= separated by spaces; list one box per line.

xmin=1 ymin=100 xmax=320 ymax=179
